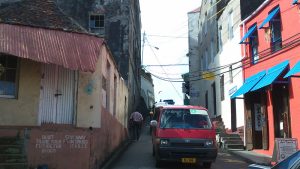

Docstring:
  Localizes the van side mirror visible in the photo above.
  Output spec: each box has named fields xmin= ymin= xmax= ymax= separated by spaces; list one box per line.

xmin=150 ymin=120 xmax=158 ymax=127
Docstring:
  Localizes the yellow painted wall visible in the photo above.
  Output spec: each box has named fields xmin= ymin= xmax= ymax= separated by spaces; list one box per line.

xmin=76 ymin=46 xmax=128 ymax=128
xmin=0 ymin=59 xmax=40 ymax=126
xmin=76 ymin=55 xmax=102 ymax=128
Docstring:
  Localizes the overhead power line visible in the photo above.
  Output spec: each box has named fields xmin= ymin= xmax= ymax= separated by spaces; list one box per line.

xmin=143 ymin=64 xmax=188 ymax=67
xmin=147 ymin=34 xmax=188 ymax=38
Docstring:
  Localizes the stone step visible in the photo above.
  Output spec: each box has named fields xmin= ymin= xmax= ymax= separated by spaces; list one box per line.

xmin=0 ymin=145 xmax=23 ymax=154
xmin=223 ymin=140 xmax=244 ymax=145
xmin=0 ymin=138 xmax=23 ymax=145
xmin=0 ymin=163 xmax=28 ymax=169
xmin=225 ymin=144 xmax=245 ymax=150
xmin=0 ymin=154 xmax=26 ymax=163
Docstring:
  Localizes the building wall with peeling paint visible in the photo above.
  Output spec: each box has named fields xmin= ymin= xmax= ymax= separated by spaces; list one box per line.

xmin=0 ymin=44 xmax=129 ymax=169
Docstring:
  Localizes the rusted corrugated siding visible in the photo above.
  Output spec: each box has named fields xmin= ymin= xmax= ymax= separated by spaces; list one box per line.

xmin=0 ymin=23 xmax=104 ymax=72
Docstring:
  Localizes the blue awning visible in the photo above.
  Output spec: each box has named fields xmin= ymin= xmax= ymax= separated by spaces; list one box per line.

xmin=239 ymin=24 xmax=257 ymax=44
xmin=284 ymin=60 xmax=300 ymax=78
xmin=258 ymin=6 xmax=280 ymax=29
xmin=230 ymin=70 xmax=266 ymax=99
xmin=293 ymin=0 xmax=298 ymax=5
xmin=251 ymin=60 xmax=289 ymax=91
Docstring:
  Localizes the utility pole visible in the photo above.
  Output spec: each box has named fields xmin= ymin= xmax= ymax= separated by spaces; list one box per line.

xmin=141 ymin=31 xmax=146 ymax=66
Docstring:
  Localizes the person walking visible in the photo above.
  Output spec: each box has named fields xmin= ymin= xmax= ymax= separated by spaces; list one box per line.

xmin=129 ymin=110 xmax=143 ymax=141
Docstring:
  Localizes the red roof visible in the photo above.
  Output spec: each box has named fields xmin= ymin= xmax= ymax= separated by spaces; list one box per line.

xmin=188 ymin=7 xmax=201 ymax=14
xmin=0 ymin=24 xmax=104 ymax=72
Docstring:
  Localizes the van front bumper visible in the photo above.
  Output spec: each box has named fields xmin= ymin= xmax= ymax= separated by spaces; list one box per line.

xmin=157 ymin=146 xmax=217 ymax=163
xmin=155 ymin=138 xmax=218 ymax=163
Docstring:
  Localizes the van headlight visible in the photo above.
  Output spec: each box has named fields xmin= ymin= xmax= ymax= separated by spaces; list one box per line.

xmin=205 ymin=140 xmax=214 ymax=147
xmin=160 ymin=139 xmax=169 ymax=145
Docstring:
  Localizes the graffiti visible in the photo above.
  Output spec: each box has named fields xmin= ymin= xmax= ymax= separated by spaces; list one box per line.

xmin=64 ymin=135 xmax=88 ymax=149
xmin=84 ymin=80 xmax=96 ymax=95
xmin=35 ymin=134 xmax=88 ymax=153
xmin=36 ymin=135 xmax=62 ymax=153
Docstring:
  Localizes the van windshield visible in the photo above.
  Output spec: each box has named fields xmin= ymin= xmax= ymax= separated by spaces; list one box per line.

xmin=159 ymin=108 xmax=212 ymax=129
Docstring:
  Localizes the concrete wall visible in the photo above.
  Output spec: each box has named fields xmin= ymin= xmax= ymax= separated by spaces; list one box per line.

xmin=0 ymin=59 xmax=40 ymax=126
xmin=188 ymin=9 xmax=200 ymax=102
xmin=190 ymin=0 xmax=219 ymax=118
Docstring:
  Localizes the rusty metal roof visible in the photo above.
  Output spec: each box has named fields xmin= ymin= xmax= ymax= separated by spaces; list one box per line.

xmin=0 ymin=23 xmax=104 ymax=72
xmin=0 ymin=0 xmax=87 ymax=33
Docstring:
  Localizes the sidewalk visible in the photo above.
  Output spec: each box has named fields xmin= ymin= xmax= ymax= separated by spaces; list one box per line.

xmin=228 ymin=150 xmax=272 ymax=166
xmin=101 ymin=120 xmax=149 ymax=169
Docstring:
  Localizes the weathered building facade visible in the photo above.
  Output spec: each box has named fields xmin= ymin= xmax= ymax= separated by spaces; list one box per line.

xmin=55 ymin=0 xmax=141 ymax=118
xmin=140 ymin=69 xmax=155 ymax=112
xmin=188 ymin=0 xmax=219 ymax=118
xmin=0 ymin=0 xmax=129 ymax=168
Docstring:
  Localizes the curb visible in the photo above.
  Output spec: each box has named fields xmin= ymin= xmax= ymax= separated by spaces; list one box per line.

xmin=227 ymin=150 xmax=271 ymax=166
xmin=227 ymin=150 xmax=256 ymax=165
xmin=101 ymin=140 xmax=132 ymax=169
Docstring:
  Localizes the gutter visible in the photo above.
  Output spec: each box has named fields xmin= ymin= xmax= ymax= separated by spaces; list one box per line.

xmin=239 ymin=0 xmax=272 ymax=59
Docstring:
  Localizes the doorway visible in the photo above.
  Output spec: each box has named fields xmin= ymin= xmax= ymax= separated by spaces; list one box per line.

xmin=38 ymin=64 xmax=75 ymax=124
xmin=271 ymin=84 xmax=291 ymax=138
xmin=245 ymin=92 xmax=269 ymax=150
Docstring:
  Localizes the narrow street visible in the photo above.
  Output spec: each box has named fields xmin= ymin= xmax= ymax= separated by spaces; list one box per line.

xmin=110 ymin=124 xmax=250 ymax=169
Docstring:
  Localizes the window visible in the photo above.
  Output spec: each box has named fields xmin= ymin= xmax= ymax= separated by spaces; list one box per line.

xmin=201 ymin=55 xmax=205 ymax=71
xmin=211 ymin=82 xmax=217 ymax=115
xmin=205 ymin=91 xmax=208 ymax=108
xmin=218 ymin=26 xmax=222 ymax=52
xmin=205 ymin=48 xmax=209 ymax=65
xmin=0 ymin=54 xmax=18 ymax=98
xmin=249 ymin=25 xmax=259 ymax=64
xmin=270 ymin=9 xmax=282 ymax=52
xmin=113 ymin=75 xmax=117 ymax=116
xmin=102 ymin=75 xmax=107 ymax=108
xmin=106 ymin=61 xmax=111 ymax=109
xmin=89 ymin=14 xmax=104 ymax=28
xmin=220 ymin=75 xmax=225 ymax=101
xmin=159 ymin=109 xmax=212 ymax=129
xmin=228 ymin=11 xmax=234 ymax=39
xmin=210 ymin=39 xmax=214 ymax=62
xmin=204 ymin=20 xmax=208 ymax=35
xmin=229 ymin=65 xmax=233 ymax=83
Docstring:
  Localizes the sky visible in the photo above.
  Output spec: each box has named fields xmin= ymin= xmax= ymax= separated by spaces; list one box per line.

xmin=140 ymin=0 xmax=202 ymax=105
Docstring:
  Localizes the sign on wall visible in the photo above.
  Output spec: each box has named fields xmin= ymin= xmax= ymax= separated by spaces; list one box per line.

xmin=254 ymin=103 xmax=262 ymax=131
xmin=272 ymin=138 xmax=298 ymax=163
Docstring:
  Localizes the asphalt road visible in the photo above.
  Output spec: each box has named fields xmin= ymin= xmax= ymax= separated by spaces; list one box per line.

xmin=110 ymin=126 xmax=250 ymax=169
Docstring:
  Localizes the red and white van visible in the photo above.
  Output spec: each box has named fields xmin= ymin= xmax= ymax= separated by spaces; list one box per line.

xmin=150 ymin=105 xmax=217 ymax=168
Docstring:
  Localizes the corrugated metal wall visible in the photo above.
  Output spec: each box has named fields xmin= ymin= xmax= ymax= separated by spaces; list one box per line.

xmin=38 ymin=64 xmax=74 ymax=124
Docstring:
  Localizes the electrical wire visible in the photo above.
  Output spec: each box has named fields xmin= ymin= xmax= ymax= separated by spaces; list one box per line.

xmin=145 ymin=36 xmax=184 ymax=100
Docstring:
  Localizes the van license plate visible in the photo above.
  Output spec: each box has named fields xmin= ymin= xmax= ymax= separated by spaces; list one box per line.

xmin=181 ymin=158 xmax=196 ymax=163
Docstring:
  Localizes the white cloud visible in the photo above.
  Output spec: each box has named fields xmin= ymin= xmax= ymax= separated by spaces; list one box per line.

xmin=140 ymin=0 xmax=201 ymax=105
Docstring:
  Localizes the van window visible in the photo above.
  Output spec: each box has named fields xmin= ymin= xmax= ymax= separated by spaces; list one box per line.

xmin=160 ymin=109 xmax=212 ymax=129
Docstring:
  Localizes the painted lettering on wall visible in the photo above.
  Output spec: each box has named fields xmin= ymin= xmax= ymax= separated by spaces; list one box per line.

xmin=35 ymin=134 xmax=89 ymax=153
xmin=64 ymin=135 xmax=88 ymax=149
xmin=36 ymin=135 xmax=62 ymax=153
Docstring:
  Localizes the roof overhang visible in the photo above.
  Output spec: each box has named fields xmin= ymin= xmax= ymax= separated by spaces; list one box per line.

xmin=0 ymin=23 xmax=104 ymax=72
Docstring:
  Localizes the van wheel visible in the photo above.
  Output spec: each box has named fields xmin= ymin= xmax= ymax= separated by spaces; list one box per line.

xmin=152 ymin=146 xmax=155 ymax=156
xmin=203 ymin=162 xmax=212 ymax=168
xmin=155 ymin=152 xmax=163 ymax=167
xmin=155 ymin=159 xmax=163 ymax=168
